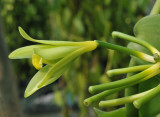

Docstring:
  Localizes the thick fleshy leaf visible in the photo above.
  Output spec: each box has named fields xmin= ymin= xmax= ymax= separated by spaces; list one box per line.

xmin=9 ymin=45 xmax=52 ymax=59
xmin=128 ymin=14 xmax=160 ymax=117
xmin=128 ymin=15 xmax=160 ymax=64
xmin=19 ymin=26 xmax=87 ymax=46
xmin=138 ymin=76 xmax=160 ymax=117
xmin=134 ymin=15 xmax=160 ymax=51
xmin=34 ymin=46 xmax=80 ymax=60
xmin=94 ymin=107 xmax=126 ymax=117
xmin=24 ymin=64 xmax=69 ymax=98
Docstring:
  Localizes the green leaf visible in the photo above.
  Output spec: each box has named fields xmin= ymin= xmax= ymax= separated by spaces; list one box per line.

xmin=9 ymin=45 xmax=52 ymax=59
xmin=128 ymin=14 xmax=160 ymax=117
xmin=134 ymin=14 xmax=160 ymax=51
xmin=138 ymin=77 xmax=160 ymax=117
xmin=94 ymin=107 xmax=126 ymax=117
xmin=128 ymin=15 xmax=160 ymax=64
xmin=34 ymin=46 xmax=80 ymax=60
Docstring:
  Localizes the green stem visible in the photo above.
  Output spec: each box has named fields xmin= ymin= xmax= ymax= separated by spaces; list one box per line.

xmin=124 ymin=59 xmax=138 ymax=117
xmin=96 ymin=40 xmax=154 ymax=63
xmin=84 ymin=86 xmax=125 ymax=106
xmin=89 ymin=63 xmax=160 ymax=94
xmin=84 ymin=69 xmax=160 ymax=106
xmin=133 ymin=84 xmax=160 ymax=109
xmin=99 ymin=88 xmax=153 ymax=108
xmin=150 ymin=0 xmax=160 ymax=15
xmin=112 ymin=31 xmax=160 ymax=55
xmin=107 ymin=64 xmax=152 ymax=77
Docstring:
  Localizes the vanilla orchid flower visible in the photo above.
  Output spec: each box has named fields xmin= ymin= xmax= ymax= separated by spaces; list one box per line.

xmin=9 ymin=27 xmax=98 ymax=98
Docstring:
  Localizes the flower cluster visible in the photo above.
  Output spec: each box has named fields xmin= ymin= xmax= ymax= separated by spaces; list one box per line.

xmin=9 ymin=27 xmax=98 ymax=98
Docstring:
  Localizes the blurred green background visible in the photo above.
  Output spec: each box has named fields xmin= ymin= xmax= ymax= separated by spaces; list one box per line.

xmin=0 ymin=0 xmax=154 ymax=117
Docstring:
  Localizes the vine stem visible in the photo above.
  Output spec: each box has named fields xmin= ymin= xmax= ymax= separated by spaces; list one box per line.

xmin=107 ymin=64 xmax=152 ymax=77
xmin=125 ymin=59 xmax=139 ymax=117
xmin=84 ymin=67 xmax=160 ymax=106
xmin=133 ymin=84 xmax=160 ymax=109
xmin=112 ymin=31 xmax=160 ymax=55
xmin=96 ymin=40 xmax=155 ymax=63
xmin=99 ymin=88 xmax=153 ymax=108
xmin=89 ymin=62 xmax=160 ymax=94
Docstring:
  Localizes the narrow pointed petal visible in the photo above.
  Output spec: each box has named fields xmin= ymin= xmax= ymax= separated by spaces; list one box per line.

xmin=34 ymin=46 xmax=80 ymax=60
xmin=8 ymin=45 xmax=52 ymax=59
xmin=24 ymin=65 xmax=51 ymax=98
xmin=18 ymin=26 xmax=88 ymax=46
xmin=24 ymin=64 xmax=69 ymax=98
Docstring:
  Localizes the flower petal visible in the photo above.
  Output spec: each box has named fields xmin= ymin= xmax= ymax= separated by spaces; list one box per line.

xmin=37 ymin=46 xmax=88 ymax=88
xmin=24 ymin=41 xmax=98 ymax=97
xmin=32 ymin=53 xmax=43 ymax=70
xmin=19 ymin=26 xmax=87 ymax=46
xmin=34 ymin=46 xmax=80 ymax=60
xmin=8 ymin=45 xmax=52 ymax=59
xmin=24 ymin=64 xmax=69 ymax=98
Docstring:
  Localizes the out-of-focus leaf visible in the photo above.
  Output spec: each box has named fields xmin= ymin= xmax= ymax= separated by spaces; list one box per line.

xmin=54 ymin=90 xmax=63 ymax=107
xmin=73 ymin=17 xmax=85 ymax=35
xmin=63 ymin=8 xmax=71 ymax=27
xmin=94 ymin=107 xmax=126 ymax=117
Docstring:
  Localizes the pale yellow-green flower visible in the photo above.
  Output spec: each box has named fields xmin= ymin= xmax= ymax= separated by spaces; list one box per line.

xmin=9 ymin=27 xmax=98 ymax=98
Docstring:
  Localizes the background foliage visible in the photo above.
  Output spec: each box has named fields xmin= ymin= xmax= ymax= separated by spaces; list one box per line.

xmin=0 ymin=0 xmax=153 ymax=116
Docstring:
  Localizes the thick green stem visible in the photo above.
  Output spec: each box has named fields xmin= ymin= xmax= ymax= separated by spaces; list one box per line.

xmin=133 ymin=84 xmax=160 ymax=109
xmin=99 ymin=88 xmax=153 ymax=108
xmin=150 ymin=0 xmax=160 ymax=15
xmin=107 ymin=64 xmax=152 ymax=77
xmin=96 ymin=40 xmax=154 ymax=63
xmin=112 ymin=31 xmax=160 ymax=55
xmin=125 ymin=59 xmax=139 ymax=117
xmin=89 ymin=63 xmax=160 ymax=94
xmin=84 ymin=86 xmax=125 ymax=106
